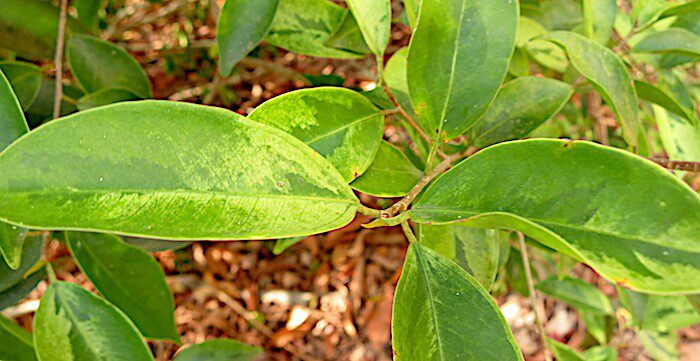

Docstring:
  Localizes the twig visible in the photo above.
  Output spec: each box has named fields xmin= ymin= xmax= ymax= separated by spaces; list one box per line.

xmin=400 ymin=221 xmax=418 ymax=243
xmin=382 ymin=85 xmax=447 ymax=160
xmin=612 ymin=24 xmax=638 ymax=53
xmin=203 ymin=71 xmax=223 ymax=105
xmin=382 ymin=147 xmax=473 ymax=218
xmin=517 ymin=232 xmax=552 ymax=361
xmin=357 ymin=204 xmax=382 ymax=218
xmin=52 ymin=0 xmax=69 ymax=120
xmin=648 ymin=158 xmax=700 ymax=172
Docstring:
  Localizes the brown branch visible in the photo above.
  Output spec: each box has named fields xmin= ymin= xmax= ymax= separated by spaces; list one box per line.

xmin=517 ymin=232 xmax=553 ymax=361
xmin=382 ymin=85 xmax=448 ymax=160
xmin=381 ymin=147 xmax=475 ymax=218
xmin=649 ymin=158 xmax=700 ymax=172
xmin=52 ymin=0 xmax=69 ymax=120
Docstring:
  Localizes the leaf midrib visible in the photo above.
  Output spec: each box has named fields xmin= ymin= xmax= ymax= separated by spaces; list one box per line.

xmin=414 ymin=247 xmax=448 ymax=361
xmin=411 ymin=208 xmax=694 ymax=249
xmin=304 ymin=111 xmax=381 ymax=145
xmin=436 ymin=0 xmax=468 ymax=137
xmin=1 ymin=188 xmax=357 ymax=205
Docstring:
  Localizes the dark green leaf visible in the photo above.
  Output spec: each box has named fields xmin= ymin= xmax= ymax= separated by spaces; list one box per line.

xmin=393 ymin=243 xmax=522 ymax=361
xmin=418 ymin=225 xmax=507 ymax=290
xmin=0 ymin=0 xmax=88 ymax=60
xmin=0 ymin=101 xmax=358 ymax=240
xmin=407 ymin=0 xmax=518 ymax=141
xmin=25 ymin=79 xmax=81 ymax=127
xmin=541 ymin=31 xmax=641 ymax=147
xmin=517 ymin=17 xmax=569 ymax=72
xmin=536 ymin=276 xmax=613 ymax=315
xmin=324 ymin=12 xmax=369 ymax=54
xmin=0 ymin=315 xmax=37 ymax=361
xmin=350 ymin=141 xmax=422 ymax=197
xmin=76 ymin=87 xmax=142 ymax=111
xmin=536 ymin=0 xmax=583 ymax=31
xmin=0 ymin=268 xmax=45 ymax=309
xmin=66 ymin=232 xmax=179 ymax=342
xmin=633 ymin=28 xmax=700 ymax=58
xmin=67 ymin=34 xmax=152 ymax=98
xmin=34 ymin=281 xmax=153 ymax=361
xmin=469 ymin=76 xmax=573 ymax=147
xmin=0 ymin=223 xmax=27 ymax=270
xmin=174 ymin=339 xmax=262 ymax=361
xmin=547 ymin=338 xmax=616 ymax=361
xmin=217 ymin=0 xmax=279 ymax=76
xmin=410 ymin=139 xmax=700 ymax=294
xmin=635 ymin=80 xmax=697 ymax=122
xmin=0 ymin=235 xmax=42 ymax=292
xmin=74 ymin=0 xmax=101 ymax=30
xmin=0 ymin=61 xmax=42 ymax=111
xmin=272 ymin=236 xmax=305 ymax=255
xmin=508 ymin=48 xmax=530 ymax=77
xmin=265 ymin=0 xmax=362 ymax=58
xmin=582 ymin=0 xmax=617 ymax=44
xmin=249 ymin=87 xmax=383 ymax=181
xmin=345 ymin=0 xmax=391 ymax=56
xmin=123 ymin=237 xmax=192 ymax=252
xmin=580 ymin=311 xmax=609 ymax=345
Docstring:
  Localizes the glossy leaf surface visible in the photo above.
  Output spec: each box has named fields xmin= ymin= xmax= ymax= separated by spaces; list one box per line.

xmin=34 ymin=281 xmax=153 ymax=361
xmin=345 ymin=0 xmax=391 ymax=56
xmin=350 ymin=141 xmax=422 ymax=197
xmin=411 ymin=139 xmax=700 ymax=294
xmin=217 ymin=0 xmax=279 ymax=76
xmin=0 ymin=101 xmax=358 ymax=240
xmin=541 ymin=31 xmax=640 ymax=147
xmin=633 ymin=28 xmax=700 ymax=57
xmin=393 ymin=243 xmax=522 ymax=361
xmin=0 ymin=315 xmax=36 ymax=361
xmin=265 ymin=0 xmax=361 ymax=58
xmin=174 ymin=339 xmax=262 ymax=361
xmin=469 ymin=76 xmax=573 ymax=147
xmin=0 ymin=268 xmax=45 ymax=309
xmin=407 ymin=0 xmax=518 ymax=140
xmin=0 ymin=61 xmax=42 ymax=111
xmin=66 ymin=232 xmax=179 ymax=342
xmin=536 ymin=276 xmax=614 ymax=315
xmin=323 ymin=13 xmax=369 ymax=55
xmin=67 ymin=34 xmax=152 ymax=98
xmin=418 ymin=225 xmax=506 ymax=290
xmin=249 ymin=87 xmax=383 ymax=181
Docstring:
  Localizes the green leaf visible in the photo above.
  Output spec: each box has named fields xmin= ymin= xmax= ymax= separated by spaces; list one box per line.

xmin=516 ymin=17 xmax=569 ymax=72
xmin=535 ymin=0 xmax=583 ymax=31
xmin=67 ymin=34 xmax=152 ymax=98
xmin=418 ymin=225 xmax=507 ymax=291
xmin=249 ymin=87 xmax=383 ymax=181
xmin=0 ymin=101 xmax=358 ymax=240
xmin=407 ymin=0 xmax=518 ymax=141
xmin=508 ymin=48 xmax=530 ymax=77
xmin=76 ymin=87 xmax=142 ymax=111
xmin=0 ymin=268 xmax=45 ymax=309
xmin=620 ymin=288 xmax=700 ymax=332
xmin=66 ymin=232 xmax=179 ymax=343
xmin=0 ymin=61 xmax=42 ymax=111
xmin=393 ymin=243 xmax=522 ymax=360
xmin=634 ymin=28 xmax=700 ymax=58
xmin=653 ymin=105 xmax=700 ymax=176
xmin=350 ymin=141 xmax=422 ymax=198
xmin=384 ymin=47 xmax=416 ymax=117
xmin=0 ymin=0 xmax=88 ymax=60
xmin=174 ymin=339 xmax=262 ymax=361
xmin=25 ymin=79 xmax=82 ymax=126
xmin=123 ymin=238 xmax=192 ymax=252
xmin=636 ymin=80 xmax=697 ymax=123
xmin=74 ymin=0 xmax=101 ymax=30
xmin=688 ymin=294 xmax=700 ymax=314
xmin=0 ymin=315 xmax=37 ymax=361
xmin=265 ymin=0 xmax=362 ymax=59
xmin=535 ymin=276 xmax=613 ymax=315
xmin=547 ymin=338 xmax=616 ymax=361
xmin=638 ymin=330 xmax=679 ymax=361
xmin=580 ymin=311 xmax=609 ymax=345
xmin=582 ymin=0 xmax=617 ymax=44
xmin=324 ymin=12 xmax=369 ymax=55
xmin=469 ymin=76 xmax=573 ymax=147
xmin=410 ymin=139 xmax=700 ymax=294
xmin=403 ymin=0 xmax=421 ymax=29
xmin=272 ymin=236 xmax=305 ymax=255
xmin=34 ymin=281 xmax=153 ymax=361
xmin=0 ymin=69 xmax=29 ymax=152
xmin=0 ymin=235 xmax=42 ymax=292
xmin=541 ymin=31 xmax=641 ymax=147
xmin=345 ymin=0 xmax=391 ymax=56
xmin=217 ymin=0 xmax=279 ymax=76
xmin=0 ymin=223 xmax=27 ymax=270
